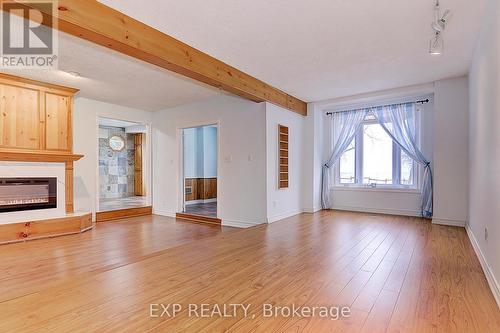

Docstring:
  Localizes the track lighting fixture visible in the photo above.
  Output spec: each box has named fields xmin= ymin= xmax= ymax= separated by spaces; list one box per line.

xmin=429 ymin=0 xmax=451 ymax=55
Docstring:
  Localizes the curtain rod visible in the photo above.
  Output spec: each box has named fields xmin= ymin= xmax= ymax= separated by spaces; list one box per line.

xmin=325 ymin=98 xmax=429 ymax=116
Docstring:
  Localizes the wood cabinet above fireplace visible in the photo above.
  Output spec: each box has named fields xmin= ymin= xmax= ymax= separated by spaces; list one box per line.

xmin=0 ymin=73 xmax=79 ymax=153
xmin=0 ymin=73 xmax=83 ymax=214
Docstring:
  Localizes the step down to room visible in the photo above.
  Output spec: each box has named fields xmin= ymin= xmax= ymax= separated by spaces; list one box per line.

xmin=96 ymin=206 xmax=152 ymax=222
xmin=175 ymin=213 xmax=222 ymax=226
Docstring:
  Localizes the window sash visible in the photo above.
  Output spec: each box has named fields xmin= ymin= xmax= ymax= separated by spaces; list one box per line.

xmin=333 ymin=116 xmax=420 ymax=190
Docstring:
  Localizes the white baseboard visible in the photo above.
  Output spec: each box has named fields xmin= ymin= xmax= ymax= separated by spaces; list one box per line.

xmin=302 ymin=206 xmax=321 ymax=213
xmin=223 ymin=219 xmax=264 ymax=229
xmin=332 ymin=204 xmax=420 ymax=217
xmin=267 ymin=210 xmax=302 ymax=223
xmin=152 ymin=209 xmax=176 ymax=218
xmin=466 ymin=226 xmax=500 ymax=308
xmin=432 ymin=217 xmax=466 ymax=227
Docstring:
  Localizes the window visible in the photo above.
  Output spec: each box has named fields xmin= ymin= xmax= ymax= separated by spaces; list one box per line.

xmin=336 ymin=113 xmax=418 ymax=189
xmin=339 ymin=138 xmax=355 ymax=184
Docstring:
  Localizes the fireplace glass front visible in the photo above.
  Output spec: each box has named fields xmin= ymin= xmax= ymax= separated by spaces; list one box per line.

xmin=0 ymin=178 xmax=57 ymax=213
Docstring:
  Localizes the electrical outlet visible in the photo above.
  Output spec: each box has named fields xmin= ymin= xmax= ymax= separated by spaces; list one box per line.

xmin=485 ymin=227 xmax=488 ymax=241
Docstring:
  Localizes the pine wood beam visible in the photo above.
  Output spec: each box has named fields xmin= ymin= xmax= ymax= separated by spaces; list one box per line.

xmin=4 ymin=0 xmax=307 ymax=115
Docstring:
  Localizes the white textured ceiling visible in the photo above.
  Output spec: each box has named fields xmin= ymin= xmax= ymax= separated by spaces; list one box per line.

xmin=1 ymin=31 xmax=220 ymax=111
xmin=99 ymin=0 xmax=487 ymax=102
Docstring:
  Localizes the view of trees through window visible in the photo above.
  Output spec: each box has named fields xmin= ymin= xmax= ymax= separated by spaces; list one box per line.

xmin=338 ymin=119 xmax=416 ymax=188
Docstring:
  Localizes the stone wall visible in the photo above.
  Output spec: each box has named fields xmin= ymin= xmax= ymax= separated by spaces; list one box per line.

xmin=98 ymin=126 xmax=135 ymax=199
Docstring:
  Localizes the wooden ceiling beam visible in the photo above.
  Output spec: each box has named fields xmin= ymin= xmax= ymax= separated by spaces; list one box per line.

xmin=4 ymin=0 xmax=307 ymax=115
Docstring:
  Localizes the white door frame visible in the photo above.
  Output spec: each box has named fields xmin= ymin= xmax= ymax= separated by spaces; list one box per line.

xmin=95 ymin=116 xmax=152 ymax=212
xmin=176 ymin=120 xmax=221 ymax=218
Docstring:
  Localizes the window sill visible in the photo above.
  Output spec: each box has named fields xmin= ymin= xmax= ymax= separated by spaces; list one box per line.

xmin=331 ymin=186 xmax=421 ymax=194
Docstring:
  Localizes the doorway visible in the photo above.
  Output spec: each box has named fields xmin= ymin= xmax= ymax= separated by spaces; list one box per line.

xmin=97 ymin=117 xmax=150 ymax=212
xmin=182 ymin=125 xmax=218 ymax=218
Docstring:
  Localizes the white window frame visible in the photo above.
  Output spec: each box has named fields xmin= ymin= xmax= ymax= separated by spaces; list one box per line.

xmin=332 ymin=110 xmax=422 ymax=192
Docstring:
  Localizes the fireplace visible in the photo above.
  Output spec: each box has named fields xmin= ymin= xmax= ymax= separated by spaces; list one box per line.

xmin=0 ymin=178 xmax=57 ymax=213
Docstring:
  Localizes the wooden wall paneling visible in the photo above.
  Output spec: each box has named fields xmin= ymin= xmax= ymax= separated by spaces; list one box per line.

xmin=134 ymin=133 xmax=144 ymax=196
xmin=185 ymin=178 xmax=217 ymax=201
xmin=45 ymin=93 xmax=71 ymax=151
xmin=185 ymin=178 xmax=196 ymax=202
xmin=203 ymin=178 xmax=217 ymax=199
xmin=0 ymin=83 xmax=41 ymax=150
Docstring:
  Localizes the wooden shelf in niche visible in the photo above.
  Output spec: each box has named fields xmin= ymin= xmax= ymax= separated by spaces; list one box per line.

xmin=278 ymin=124 xmax=289 ymax=189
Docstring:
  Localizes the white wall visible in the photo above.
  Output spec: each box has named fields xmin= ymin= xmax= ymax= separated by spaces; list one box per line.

xmin=203 ymin=126 xmax=218 ymax=178
xmin=265 ymin=103 xmax=305 ymax=222
xmin=73 ymin=97 xmax=153 ymax=218
xmin=183 ymin=127 xmax=200 ymax=178
xmin=433 ymin=77 xmax=469 ymax=226
xmin=468 ymin=0 xmax=500 ymax=306
xmin=183 ymin=126 xmax=218 ymax=178
xmin=152 ymin=94 xmax=267 ymax=228
xmin=302 ymin=103 xmax=323 ymax=213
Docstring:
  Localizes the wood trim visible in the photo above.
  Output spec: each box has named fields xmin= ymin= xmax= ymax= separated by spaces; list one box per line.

xmin=65 ymin=161 xmax=74 ymax=213
xmin=0 ymin=73 xmax=79 ymax=95
xmin=96 ymin=206 xmax=152 ymax=223
xmin=4 ymin=0 xmax=307 ymax=115
xmin=134 ymin=133 xmax=144 ymax=196
xmin=39 ymin=91 xmax=47 ymax=150
xmin=0 ymin=149 xmax=83 ymax=162
xmin=175 ymin=213 xmax=221 ymax=226
xmin=0 ymin=213 xmax=92 ymax=245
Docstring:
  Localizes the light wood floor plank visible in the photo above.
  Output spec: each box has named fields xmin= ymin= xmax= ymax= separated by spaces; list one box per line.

xmin=0 ymin=211 xmax=498 ymax=332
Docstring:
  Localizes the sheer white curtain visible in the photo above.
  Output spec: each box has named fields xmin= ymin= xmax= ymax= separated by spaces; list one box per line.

xmin=321 ymin=109 xmax=368 ymax=209
xmin=371 ymin=103 xmax=433 ymax=217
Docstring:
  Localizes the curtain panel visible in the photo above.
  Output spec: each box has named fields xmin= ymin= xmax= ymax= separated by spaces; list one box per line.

xmin=321 ymin=103 xmax=433 ymax=218
xmin=321 ymin=109 xmax=368 ymax=209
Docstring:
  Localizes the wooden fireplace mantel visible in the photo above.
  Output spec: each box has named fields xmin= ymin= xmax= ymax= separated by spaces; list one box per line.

xmin=0 ymin=149 xmax=83 ymax=163
xmin=0 ymin=149 xmax=84 ymax=214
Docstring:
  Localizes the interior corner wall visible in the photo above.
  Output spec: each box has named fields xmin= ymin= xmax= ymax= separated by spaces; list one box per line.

xmin=152 ymin=94 xmax=267 ymax=228
xmin=302 ymin=103 xmax=323 ymax=213
xmin=265 ymin=102 xmax=305 ymax=223
xmin=432 ymin=76 xmax=469 ymax=227
xmin=468 ymin=0 xmax=500 ymax=306
xmin=72 ymin=97 xmax=153 ymax=219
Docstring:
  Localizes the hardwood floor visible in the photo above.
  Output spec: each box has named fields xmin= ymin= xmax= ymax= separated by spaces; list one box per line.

xmin=0 ymin=215 xmax=234 ymax=303
xmin=0 ymin=211 xmax=498 ymax=332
